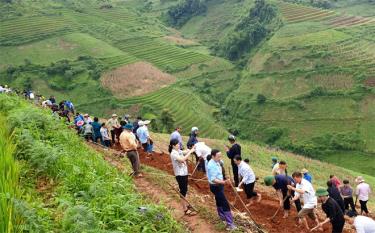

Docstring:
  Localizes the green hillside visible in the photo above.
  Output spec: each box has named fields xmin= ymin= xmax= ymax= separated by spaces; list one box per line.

xmin=1 ymin=0 xmax=374 ymax=176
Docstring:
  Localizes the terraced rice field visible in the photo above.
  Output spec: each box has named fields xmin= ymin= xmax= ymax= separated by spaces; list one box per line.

xmin=327 ymin=15 xmax=374 ymax=28
xmin=86 ymin=8 xmax=146 ymax=29
xmin=100 ymin=54 xmax=139 ymax=69
xmin=117 ymin=87 xmax=227 ymax=138
xmin=277 ymin=2 xmax=336 ymax=23
xmin=0 ymin=15 xmax=77 ymax=46
xmin=115 ymin=37 xmax=212 ymax=70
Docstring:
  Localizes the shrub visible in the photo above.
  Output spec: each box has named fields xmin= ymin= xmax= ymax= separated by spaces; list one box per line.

xmin=264 ymin=127 xmax=284 ymax=144
xmin=256 ymin=94 xmax=267 ymax=104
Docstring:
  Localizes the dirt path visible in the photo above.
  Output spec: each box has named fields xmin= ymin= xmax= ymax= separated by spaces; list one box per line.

xmin=89 ymin=143 xmax=223 ymax=233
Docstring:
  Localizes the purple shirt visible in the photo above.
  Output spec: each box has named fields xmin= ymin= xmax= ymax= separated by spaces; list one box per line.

xmin=340 ymin=185 xmax=353 ymax=197
xmin=356 ymin=183 xmax=371 ymax=201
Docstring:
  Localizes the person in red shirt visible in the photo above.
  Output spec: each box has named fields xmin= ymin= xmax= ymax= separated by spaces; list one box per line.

xmin=330 ymin=175 xmax=341 ymax=189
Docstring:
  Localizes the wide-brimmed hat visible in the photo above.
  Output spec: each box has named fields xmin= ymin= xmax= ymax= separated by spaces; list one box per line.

xmin=112 ymin=113 xmax=117 ymax=117
xmin=301 ymin=168 xmax=309 ymax=174
xmin=315 ymin=187 xmax=329 ymax=197
xmin=228 ymin=135 xmax=236 ymax=141
xmin=355 ymin=176 xmax=365 ymax=183
xmin=84 ymin=113 xmax=89 ymax=117
xmin=123 ymin=123 xmax=133 ymax=130
xmin=264 ymin=176 xmax=275 ymax=186
xmin=143 ymin=120 xmax=151 ymax=125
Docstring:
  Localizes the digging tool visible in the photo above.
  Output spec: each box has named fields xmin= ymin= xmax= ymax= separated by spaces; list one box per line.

xmin=165 ymin=180 xmax=198 ymax=212
xmin=268 ymin=195 xmax=290 ymax=222
xmin=228 ymin=180 xmax=265 ymax=233
xmin=189 ymin=160 xmax=201 ymax=177
xmin=354 ymin=195 xmax=358 ymax=208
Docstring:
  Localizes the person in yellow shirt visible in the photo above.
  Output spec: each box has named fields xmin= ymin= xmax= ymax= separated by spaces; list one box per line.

xmin=120 ymin=123 xmax=141 ymax=177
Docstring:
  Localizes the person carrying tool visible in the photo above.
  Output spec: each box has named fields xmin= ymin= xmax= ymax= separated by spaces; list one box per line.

xmin=169 ymin=139 xmax=197 ymax=216
xmin=345 ymin=210 xmax=375 ymax=233
xmin=287 ymin=172 xmax=320 ymax=231
xmin=234 ymin=155 xmax=261 ymax=206
xmin=264 ymin=175 xmax=301 ymax=218
xmin=120 ymin=123 xmax=142 ymax=178
xmin=207 ymin=149 xmax=236 ymax=231
xmin=314 ymin=187 xmax=345 ymax=233
xmin=224 ymin=135 xmax=241 ymax=187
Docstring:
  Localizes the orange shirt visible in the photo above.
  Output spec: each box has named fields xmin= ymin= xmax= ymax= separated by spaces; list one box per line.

xmin=119 ymin=131 xmax=138 ymax=151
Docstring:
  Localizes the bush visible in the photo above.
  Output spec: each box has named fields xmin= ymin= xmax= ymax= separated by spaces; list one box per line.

xmin=256 ymin=94 xmax=267 ymax=104
xmin=264 ymin=127 xmax=284 ymax=144
xmin=166 ymin=0 xmax=207 ymax=27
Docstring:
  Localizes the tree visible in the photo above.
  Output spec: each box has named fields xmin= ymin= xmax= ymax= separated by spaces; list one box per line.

xmin=160 ymin=109 xmax=175 ymax=133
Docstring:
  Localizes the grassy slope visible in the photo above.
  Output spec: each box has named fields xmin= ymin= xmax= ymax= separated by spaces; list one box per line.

xmin=0 ymin=0 xmax=233 ymax=139
xmin=152 ymin=132 xmax=375 ymax=208
xmin=0 ymin=94 xmax=183 ymax=232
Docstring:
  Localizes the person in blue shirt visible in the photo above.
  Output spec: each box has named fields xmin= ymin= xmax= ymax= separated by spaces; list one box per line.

xmin=302 ymin=168 xmax=313 ymax=183
xmin=207 ymin=149 xmax=236 ymax=231
xmin=264 ymin=174 xmax=302 ymax=218
xmin=170 ymin=126 xmax=184 ymax=150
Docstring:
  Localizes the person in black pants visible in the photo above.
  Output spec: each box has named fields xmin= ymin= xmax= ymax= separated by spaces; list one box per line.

xmin=316 ymin=188 xmax=345 ymax=233
xmin=224 ymin=135 xmax=241 ymax=187
xmin=327 ymin=180 xmax=345 ymax=213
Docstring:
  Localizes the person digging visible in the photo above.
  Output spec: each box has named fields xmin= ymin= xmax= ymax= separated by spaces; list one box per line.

xmin=287 ymin=172 xmax=320 ymax=231
xmin=234 ymin=155 xmax=261 ymax=206
xmin=313 ymin=187 xmax=345 ymax=233
xmin=264 ymin=175 xmax=302 ymax=219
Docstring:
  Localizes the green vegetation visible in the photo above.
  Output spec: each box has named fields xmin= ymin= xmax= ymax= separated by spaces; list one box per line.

xmin=0 ymin=94 xmax=183 ymax=232
xmin=165 ymin=0 xmax=207 ymax=27
xmin=0 ymin=115 xmax=21 ymax=233
xmin=215 ymin=0 xmax=281 ymax=61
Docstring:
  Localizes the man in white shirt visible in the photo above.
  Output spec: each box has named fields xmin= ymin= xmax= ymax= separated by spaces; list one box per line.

xmin=345 ymin=211 xmax=375 ymax=233
xmin=234 ymin=155 xmax=261 ymax=206
xmin=194 ymin=142 xmax=211 ymax=173
xmin=355 ymin=176 xmax=371 ymax=216
xmin=288 ymin=172 xmax=320 ymax=231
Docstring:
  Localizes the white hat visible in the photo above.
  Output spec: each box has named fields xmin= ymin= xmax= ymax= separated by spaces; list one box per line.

xmin=301 ymin=168 xmax=309 ymax=174
xmin=84 ymin=113 xmax=89 ymax=117
xmin=112 ymin=114 xmax=117 ymax=117
xmin=355 ymin=176 xmax=365 ymax=183
xmin=143 ymin=120 xmax=151 ymax=125
xmin=191 ymin=127 xmax=199 ymax=132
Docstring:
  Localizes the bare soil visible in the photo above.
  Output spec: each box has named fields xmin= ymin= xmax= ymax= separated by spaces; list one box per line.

xmin=101 ymin=62 xmax=176 ymax=98
xmin=164 ymin=35 xmax=198 ymax=46
xmin=364 ymin=78 xmax=375 ymax=87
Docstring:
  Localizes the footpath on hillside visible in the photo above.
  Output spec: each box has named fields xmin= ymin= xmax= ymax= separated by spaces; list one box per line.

xmin=90 ymin=140 xmax=354 ymax=233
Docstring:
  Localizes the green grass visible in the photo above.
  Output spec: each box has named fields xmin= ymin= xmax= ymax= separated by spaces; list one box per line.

xmin=0 ymin=115 xmax=21 ymax=233
xmin=0 ymin=33 xmax=125 ymax=66
xmin=0 ymin=94 xmax=184 ymax=232
xmin=115 ymin=37 xmax=211 ymax=71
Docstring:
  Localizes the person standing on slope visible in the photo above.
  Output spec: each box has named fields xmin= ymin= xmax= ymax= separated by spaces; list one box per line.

xmin=287 ymin=172 xmax=320 ymax=231
xmin=330 ymin=175 xmax=341 ymax=189
xmin=136 ymin=120 xmax=153 ymax=155
xmin=107 ymin=114 xmax=120 ymax=144
xmin=91 ymin=117 xmax=102 ymax=144
xmin=170 ymin=126 xmax=184 ymax=150
xmin=224 ymin=135 xmax=241 ymax=187
xmin=345 ymin=211 xmax=375 ymax=233
xmin=100 ymin=123 xmax=111 ymax=148
xmin=207 ymin=149 xmax=236 ymax=231
xmin=355 ymin=176 xmax=371 ymax=216
xmin=339 ymin=179 xmax=356 ymax=213
xmin=327 ymin=180 xmax=345 ymax=213
xmin=120 ymin=123 xmax=142 ymax=177
xmin=272 ymin=160 xmax=287 ymax=176
xmin=169 ymin=139 xmax=197 ymax=216
xmin=234 ymin=155 xmax=261 ymax=206
xmin=315 ymin=187 xmax=345 ymax=233
xmin=302 ymin=168 xmax=312 ymax=183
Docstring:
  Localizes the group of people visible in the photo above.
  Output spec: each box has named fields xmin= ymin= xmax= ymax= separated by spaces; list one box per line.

xmin=264 ymin=159 xmax=373 ymax=232
xmin=2 ymin=85 xmax=374 ymax=232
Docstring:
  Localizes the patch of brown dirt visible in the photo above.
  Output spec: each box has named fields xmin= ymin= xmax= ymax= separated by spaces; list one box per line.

xmin=364 ymin=77 xmax=375 ymax=87
xmin=101 ymin=62 xmax=176 ymax=98
xmin=164 ymin=35 xmax=198 ymax=46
